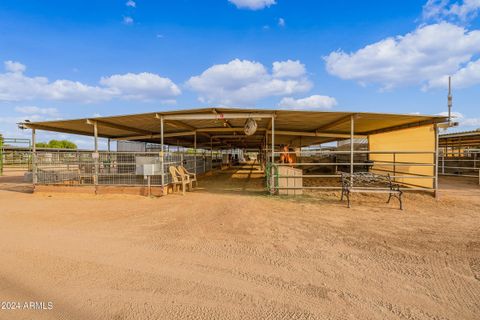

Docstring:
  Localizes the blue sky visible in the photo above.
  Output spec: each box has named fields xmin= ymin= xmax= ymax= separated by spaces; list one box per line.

xmin=1 ymin=0 xmax=479 ymax=148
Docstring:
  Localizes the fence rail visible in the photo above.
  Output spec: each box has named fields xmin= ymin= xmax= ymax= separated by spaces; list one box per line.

xmin=18 ymin=147 xmax=472 ymax=193
xmin=267 ymin=150 xmax=437 ymax=193
xmin=439 ymin=149 xmax=480 ymax=183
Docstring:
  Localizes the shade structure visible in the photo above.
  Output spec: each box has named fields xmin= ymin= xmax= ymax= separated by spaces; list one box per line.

xmin=439 ymin=130 xmax=480 ymax=148
xmin=20 ymin=107 xmax=448 ymax=149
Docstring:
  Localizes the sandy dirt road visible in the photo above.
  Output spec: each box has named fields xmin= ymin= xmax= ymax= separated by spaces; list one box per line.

xmin=0 ymin=167 xmax=479 ymax=319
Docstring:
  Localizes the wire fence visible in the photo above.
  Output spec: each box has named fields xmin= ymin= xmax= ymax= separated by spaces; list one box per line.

xmin=34 ymin=150 xmax=223 ymax=186
xmin=0 ymin=138 xmax=32 ymax=174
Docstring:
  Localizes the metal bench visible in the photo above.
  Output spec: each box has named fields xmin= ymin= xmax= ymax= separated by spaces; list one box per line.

xmin=340 ymin=172 xmax=403 ymax=210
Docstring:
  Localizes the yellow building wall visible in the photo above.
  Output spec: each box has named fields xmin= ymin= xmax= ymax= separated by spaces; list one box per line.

xmin=369 ymin=125 xmax=435 ymax=189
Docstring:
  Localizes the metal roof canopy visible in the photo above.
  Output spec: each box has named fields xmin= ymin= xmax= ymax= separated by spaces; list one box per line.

xmin=440 ymin=129 xmax=480 ymax=148
xmin=20 ymin=107 xmax=448 ymax=149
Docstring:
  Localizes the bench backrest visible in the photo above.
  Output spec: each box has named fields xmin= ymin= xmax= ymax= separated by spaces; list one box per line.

xmin=341 ymin=172 xmax=392 ymax=186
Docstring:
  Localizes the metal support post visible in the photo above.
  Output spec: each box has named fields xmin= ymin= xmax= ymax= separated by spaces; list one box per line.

xmin=160 ymin=116 xmax=165 ymax=192
xmin=93 ymin=121 xmax=99 ymax=186
xmin=0 ymin=135 xmax=3 ymax=176
xmin=93 ymin=122 xmax=98 ymax=152
xmin=107 ymin=138 xmax=111 ymax=173
xmin=194 ymin=132 xmax=197 ymax=175
xmin=270 ymin=115 xmax=275 ymax=194
xmin=350 ymin=115 xmax=354 ymax=185
xmin=32 ymin=129 xmax=37 ymax=185
xmin=434 ymin=124 xmax=439 ymax=199
xmin=210 ymin=138 xmax=213 ymax=171
xmin=442 ymin=150 xmax=445 ymax=174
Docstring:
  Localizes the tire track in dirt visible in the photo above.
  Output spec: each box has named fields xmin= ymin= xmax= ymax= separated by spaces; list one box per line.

xmin=466 ymin=241 xmax=480 ymax=281
xmin=1 ymin=173 xmax=480 ymax=319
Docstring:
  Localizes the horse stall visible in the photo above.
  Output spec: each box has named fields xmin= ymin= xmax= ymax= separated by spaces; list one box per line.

xmin=439 ymin=130 xmax=480 ymax=184
xmin=20 ymin=108 xmax=447 ymax=198
xmin=270 ymin=116 xmax=444 ymax=202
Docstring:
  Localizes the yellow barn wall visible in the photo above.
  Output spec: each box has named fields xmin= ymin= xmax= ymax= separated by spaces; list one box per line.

xmin=368 ymin=125 xmax=435 ymax=189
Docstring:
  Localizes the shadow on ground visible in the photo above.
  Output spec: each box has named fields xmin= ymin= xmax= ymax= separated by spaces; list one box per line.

xmin=0 ymin=170 xmax=33 ymax=193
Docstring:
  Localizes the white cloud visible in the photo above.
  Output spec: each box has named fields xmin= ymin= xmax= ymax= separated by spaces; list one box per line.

xmin=5 ymin=61 xmax=26 ymax=73
xmin=0 ymin=116 xmax=26 ymax=124
xmin=278 ymin=95 xmax=337 ymax=110
xmin=272 ymin=60 xmax=305 ymax=78
xmin=123 ymin=16 xmax=134 ymax=25
xmin=0 ymin=67 xmax=113 ymax=102
xmin=423 ymin=0 xmax=480 ymax=21
xmin=0 ymin=114 xmax=53 ymax=125
xmin=423 ymin=0 xmax=449 ymax=20
xmin=100 ymin=72 xmax=181 ymax=101
xmin=449 ymin=0 xmax=480 ymax=20
xmin=15 ymin=106 xmax=59 ymax=116
xmin=437 ymin=111 xmax=480 ymax=127
xmin=462 ymin=118 xmax=480 ymax=126
xmin=156 ymin=99 xmax=178 ymax=105
xmin=187 ymin=59 xmax=312 ymax=105
xmin=126 ymin=0 xmax=136 ymax=8
xmin=324 ymin=22 xmax=480 ymax=89
xmin=278 ymin=18 xmax=285 ymax=27
xmin=228 ymin=0 xmax=276 ymax=10
xmin=437 ymin=111 xmax=464 ymax=118
xmin=428 ymin=58 xmax=480 ymax=88
xmin=0 ymin=60 xmax=181 ymax=103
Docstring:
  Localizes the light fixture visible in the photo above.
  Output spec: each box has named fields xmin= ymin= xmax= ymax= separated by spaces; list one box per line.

xmin=438 ymin=121 xmax=459 ymax=129
xmin=244 ymin=118 xmax=257 ymax=136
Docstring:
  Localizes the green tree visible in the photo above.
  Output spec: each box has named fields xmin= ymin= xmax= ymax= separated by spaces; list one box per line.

xmin=35 ymin=142 xmax=49 ymax=148
xmin=36 ymin=139 xmax=77 ymax=149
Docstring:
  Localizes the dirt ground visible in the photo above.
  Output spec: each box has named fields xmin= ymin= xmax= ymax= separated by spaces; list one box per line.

xmin=0 ymin=166 xmax=479 ymax=320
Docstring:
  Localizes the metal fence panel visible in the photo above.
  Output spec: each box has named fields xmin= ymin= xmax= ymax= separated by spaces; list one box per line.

xmin=268 ymin=149 xmax=438 ymax=193
xmin=34 ymin=151 xmax=213 ymax=186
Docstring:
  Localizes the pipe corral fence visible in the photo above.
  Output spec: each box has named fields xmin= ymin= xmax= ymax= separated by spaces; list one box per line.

xmin=439 ymin=130 xmax=480 ymax=184
xmin=439 ymin=148 xmax=480 ymax=183
xmin=30 ymin=147 xmax=438 ymax=195
xmin=0 ymin=138 xmax=32 ymax=174
xmin=267 ymin=149 xmax=438 ymax=193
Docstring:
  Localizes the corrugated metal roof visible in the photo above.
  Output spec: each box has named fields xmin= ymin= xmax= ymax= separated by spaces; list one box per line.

xmin=21 ymin=107 xmax=448 ymax=148
xmin=440 ymin=129 xmax=480 ymax=138
xmin=439 ymin=129 xmax=480 ymax=147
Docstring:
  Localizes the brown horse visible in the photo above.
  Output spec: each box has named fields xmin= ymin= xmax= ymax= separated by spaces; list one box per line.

xmin=279 ymin=145 xmax=297 ymax=166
